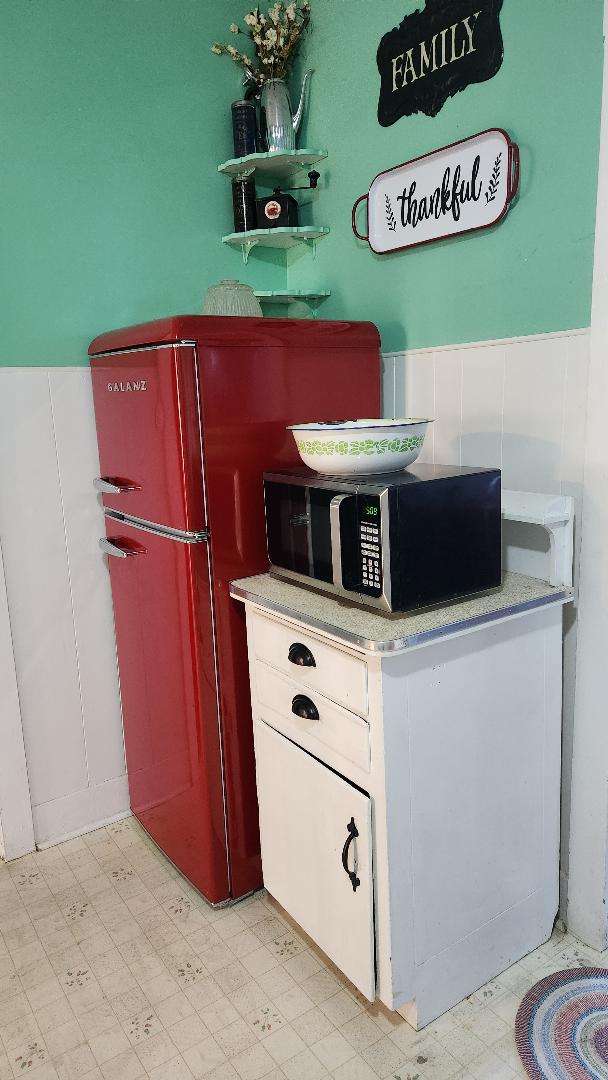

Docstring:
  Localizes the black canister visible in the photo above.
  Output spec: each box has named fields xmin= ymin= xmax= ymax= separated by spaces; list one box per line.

xmin=231 ymin=176 xmax=257 ymax=233
xmin=231 ymin=99 xmax=257 ymax=158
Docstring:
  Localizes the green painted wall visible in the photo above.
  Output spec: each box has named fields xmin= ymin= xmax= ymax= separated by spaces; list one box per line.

xmin=1 ymin=0 xmax=282 ymax=366
xmin=290 ymin=0 xmax=603 ymax=351
xmin=3 ymin=2 xmax=603 ymax=364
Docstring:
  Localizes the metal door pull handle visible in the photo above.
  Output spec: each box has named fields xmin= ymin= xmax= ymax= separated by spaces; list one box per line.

xmin=94 ymin=477 xmax=139 ymax=494
xmin=288 ymin=642 xmax=316 ymax=668
xmin=99 ymin=538 xmax=143 ymax=559
xmin=341 ymin=817 xmax=360 ymax=892
xmin=291 ymin=694 xmax=319 ymax=721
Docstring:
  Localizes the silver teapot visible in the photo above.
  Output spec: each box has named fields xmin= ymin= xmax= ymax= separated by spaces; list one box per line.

xmin=260 ymin=71 xmax=312 ymax=153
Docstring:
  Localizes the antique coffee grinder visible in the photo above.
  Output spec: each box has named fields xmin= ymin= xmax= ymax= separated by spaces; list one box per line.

xmin=256 ymin=170 xmax=320 ymax=229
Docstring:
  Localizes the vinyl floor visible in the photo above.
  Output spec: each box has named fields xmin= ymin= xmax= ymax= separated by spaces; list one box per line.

xmin=0 ymin=817 xmax=600 ymax=1080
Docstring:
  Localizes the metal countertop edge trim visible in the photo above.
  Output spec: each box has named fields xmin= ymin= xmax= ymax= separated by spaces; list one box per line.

xmin=229 ymin=584 xmax=574 ymax=653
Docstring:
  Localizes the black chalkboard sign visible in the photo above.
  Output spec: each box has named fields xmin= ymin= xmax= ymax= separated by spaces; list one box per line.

xmin=377 ymin=0 xmax=504 ymax=126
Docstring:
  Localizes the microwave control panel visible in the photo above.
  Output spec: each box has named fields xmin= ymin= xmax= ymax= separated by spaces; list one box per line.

xmin=358 ymin=495 xmax=382 ymax=595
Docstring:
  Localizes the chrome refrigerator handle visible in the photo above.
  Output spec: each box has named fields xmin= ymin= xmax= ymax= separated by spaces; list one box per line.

xmin=94 ymin=477 xmax=138 ymax=494
xmin=99 ymin=538 xmax=142 ymax=559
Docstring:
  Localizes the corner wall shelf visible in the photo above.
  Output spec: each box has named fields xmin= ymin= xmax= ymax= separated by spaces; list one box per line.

xmin=222 ymin=226 xmax=330 ymax=264
xmin=254 ymin=290 xmax=331 ymax=318
xmin=218 ymin=148 xmax=328 ymax=181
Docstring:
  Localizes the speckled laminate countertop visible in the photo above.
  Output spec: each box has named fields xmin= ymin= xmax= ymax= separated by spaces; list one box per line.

xmin=230 ymin=572 xmax=573 ymax=653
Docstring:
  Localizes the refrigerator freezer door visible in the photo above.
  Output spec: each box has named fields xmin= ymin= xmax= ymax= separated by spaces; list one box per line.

xmin=90 ymin=345 xmax=205 ymax=532
xmin=102 ymin=518 xmax=229 ymax=903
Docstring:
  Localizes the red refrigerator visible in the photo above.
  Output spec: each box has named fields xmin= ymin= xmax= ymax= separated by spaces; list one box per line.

xmin=89 ymin=316 xmax=381 ymax=904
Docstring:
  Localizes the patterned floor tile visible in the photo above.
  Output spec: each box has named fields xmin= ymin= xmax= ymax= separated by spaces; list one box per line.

xmin=0 ymin=819 xmax=593 ymax=1080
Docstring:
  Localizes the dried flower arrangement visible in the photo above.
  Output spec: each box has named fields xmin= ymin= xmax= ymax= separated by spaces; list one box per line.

xmin=211 ymin=3 xmax=311 ymax=92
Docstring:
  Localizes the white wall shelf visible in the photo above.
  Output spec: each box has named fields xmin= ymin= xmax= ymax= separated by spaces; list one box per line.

xmin=218 ymin=148 xmax=327 ymax=180
xmin=222 ymin=226 xmax=329 ymax=264
xmin=254 ymin=289 xmax=331 ymax=318
xmin=502 ymin=490 xmax=574 ymax=587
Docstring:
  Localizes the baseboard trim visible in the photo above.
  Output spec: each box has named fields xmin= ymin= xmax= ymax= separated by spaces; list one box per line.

xmin=35 ymin=808 xmax=132 ymax=850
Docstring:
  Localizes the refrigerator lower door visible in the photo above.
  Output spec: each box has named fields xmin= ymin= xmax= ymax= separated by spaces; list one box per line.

xmin=102 ymin=519 xmax=229 ymax=904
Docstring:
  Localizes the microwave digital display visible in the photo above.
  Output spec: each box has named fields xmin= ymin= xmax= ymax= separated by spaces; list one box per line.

xmin=358 ymin=495 xmax=382 ymax=595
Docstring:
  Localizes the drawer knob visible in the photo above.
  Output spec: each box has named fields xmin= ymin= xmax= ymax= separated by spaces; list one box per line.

xmin=341 ymin=817 xmax=361 ymax=893
xmin=288 ymin=642 xmax=316 ymax=668
xmin=291 ymin=694 xmax=319 ymax=722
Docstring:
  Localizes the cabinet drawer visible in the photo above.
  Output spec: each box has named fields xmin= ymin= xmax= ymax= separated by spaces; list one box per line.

xmin=249 ymin=609 xmax=368 ymax=717
xmin=254 ymin=719 xmax=375 ymax=1000
xmin=254 ymin=661 xmax=370 ymax=773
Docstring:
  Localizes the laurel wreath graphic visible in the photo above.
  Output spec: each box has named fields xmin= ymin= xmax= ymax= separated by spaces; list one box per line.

xmin=385 ymin=194 xmax=397 ymax=231
xmin=485 ymin=154 xmax=502 ymax=203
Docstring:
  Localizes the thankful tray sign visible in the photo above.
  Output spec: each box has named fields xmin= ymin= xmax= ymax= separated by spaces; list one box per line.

xmin=352 ymin=128 xmax=519 ymax=255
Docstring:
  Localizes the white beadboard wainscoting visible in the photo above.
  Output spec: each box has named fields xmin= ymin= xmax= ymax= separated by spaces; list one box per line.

xmin=382 ymin=327 xmax=591 ymax=918
xmin=0 ymin=539 xmax=35 ymax=860
xmin=0 ymin=332 xmax=590 ymax=877
xmin=0 ymin=368 xmax=128 ymax=851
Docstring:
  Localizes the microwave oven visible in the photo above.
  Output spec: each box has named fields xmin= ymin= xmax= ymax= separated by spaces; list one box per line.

xmin=263 ymin=464 xmax=501 ymax=613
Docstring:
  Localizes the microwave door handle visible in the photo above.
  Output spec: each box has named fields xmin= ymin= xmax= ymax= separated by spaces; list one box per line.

xmin=329 ymin=493 xmax=353 ymax=589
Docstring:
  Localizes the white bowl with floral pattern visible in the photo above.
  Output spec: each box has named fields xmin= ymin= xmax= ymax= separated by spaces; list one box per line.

xmin=288 ymin=418 xmax=433 ymax=476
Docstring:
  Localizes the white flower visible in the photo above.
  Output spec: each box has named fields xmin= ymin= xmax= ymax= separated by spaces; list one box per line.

xmin=244 ymin=12 xmax=257 ymax=25
xmin=211 ymin=43 xmax=222 ymax=54
xmin=227 ymin=44 xmax=238 ymax=56
xmin=229 ymin=22 xmax=240 ymax=33
xmin=254 ymin=34 xmax=262 ymax=44
xmin=259 ymin=14 xmax=266 ymax=24
xmin=265 ymin=27 xmax=277 ymax=43
xmin=286 ymin=3 xmax=296 ymax=19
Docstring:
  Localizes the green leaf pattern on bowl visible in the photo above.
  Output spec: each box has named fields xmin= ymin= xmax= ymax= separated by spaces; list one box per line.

xmin=296 ymin=435 xmax=425 ymax=456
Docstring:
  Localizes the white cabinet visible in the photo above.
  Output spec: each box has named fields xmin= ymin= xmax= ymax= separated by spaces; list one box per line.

xmin=254 ymin=661 xmax=371 ymax=772
xmin=249 ymin=607 xmax=368 ymax=716
xmin=254 ymin=719 xmax=375 ymax=998
xmin=235 ymin=575 xmax=571 ymax=1028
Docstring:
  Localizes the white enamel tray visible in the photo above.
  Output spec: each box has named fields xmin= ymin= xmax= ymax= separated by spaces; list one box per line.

xmin=352 ymin=128 xmax=519 ymax=255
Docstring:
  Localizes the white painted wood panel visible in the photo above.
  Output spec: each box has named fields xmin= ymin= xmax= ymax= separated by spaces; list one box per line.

xmin=568 ymin=0 xmax=608 ymax=950
xmin=0 ymin=370 xmax=87 ymax=806
xmin=407 ymin=624 xmax=546 ymax=963
xmin=254 ymin=661 xmax=370 ymax=773
xmin=386 ymin=328 xmax=588 ymax=498
xmin=385 ymin=327 xmax=590 ymax=926
xmin=0 ymin=539 xmax=35 ymax=861
xmin=395 ymin=350 xmax=435 ymax=463
xmin=460 ymin=344 xmax=505 ymax=470
xmin=433 ymin=349 xmax=462 ymax=466
xmin=0 ymin=368 xmax=128 ymax=851
xmin=249 ymin=607 xmax=368 ymax=716
xmin=33 ymin=775 xmax=130 ymax=848
xmin=254 ymin=718 xmax=375 ymax=1000
xmin=49 ymin=369 xmax=124 ymax=787
xmin=501 ymin=335 xmax=568 ymax=494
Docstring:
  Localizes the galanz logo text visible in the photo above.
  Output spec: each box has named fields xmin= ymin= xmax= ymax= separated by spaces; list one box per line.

xmin=107 ymin=381 xmax=148 ymax=392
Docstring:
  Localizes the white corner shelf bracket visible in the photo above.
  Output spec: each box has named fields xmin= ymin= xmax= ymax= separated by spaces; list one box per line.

xmin=502 ymin=490 xmax=575 ymax=588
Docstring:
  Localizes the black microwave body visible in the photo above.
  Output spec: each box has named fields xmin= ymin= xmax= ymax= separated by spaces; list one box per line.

xmin=263 ymin=464 xmax=502 ymax=613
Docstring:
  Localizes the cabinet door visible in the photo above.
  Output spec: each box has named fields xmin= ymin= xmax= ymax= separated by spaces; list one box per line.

xmin=254 ymin=720 xmax=375 ymax=999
